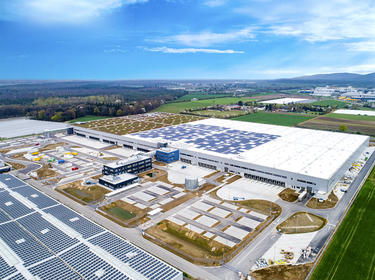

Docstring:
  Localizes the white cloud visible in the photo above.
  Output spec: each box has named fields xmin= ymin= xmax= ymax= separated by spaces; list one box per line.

xmin=236 ymin=0 xmax=375 ymax=43
xmin=155 ymin=28 xmax=254 ymax=47
xmin=204 ymin=0 xmax=227 ymax=7
xmin=346 ymin=41 xmax=375 ymax=52
xmin=1 ymin=0 xmax=147 ymax=23
xmin=145 ymin=47 xmax=244 ymax=54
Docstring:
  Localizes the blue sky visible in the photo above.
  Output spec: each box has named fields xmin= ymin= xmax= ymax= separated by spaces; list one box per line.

xmin=1 ymin=0 xmax=375 ymax=79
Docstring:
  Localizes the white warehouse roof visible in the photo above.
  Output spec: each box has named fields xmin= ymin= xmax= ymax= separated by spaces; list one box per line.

xmin=127 ymin=118 xmax=369 ymax=181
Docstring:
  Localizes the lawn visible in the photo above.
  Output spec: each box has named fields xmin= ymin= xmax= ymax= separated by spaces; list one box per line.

xmin=154 ymin=97 xmax=252 ymax=113
xmin=326 ymin=113 xmax=375 ymax=121
xmin=109 ymin=206 xmax=136 ymax=220
xmin=233 ymin=111 xmax=315 ymax=127
xmin=311 ymin=100 xmax=349 ymax=108
xmin=311 ymin=167 xmax=375 ymax=280
xmin=69 ymin=115 xmax=111 ymax=123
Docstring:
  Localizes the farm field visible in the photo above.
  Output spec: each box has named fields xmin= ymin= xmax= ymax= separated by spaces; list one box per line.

xmin=326 ymin=112 xmax=375 ymax=121
xmin=311 ymin=99 xmax=349 ymax=108
xmin=311 ymin=167 xmax=375 ymax=280
xmin=69 ymin=115 xmax=111 ymax=123
xmin=190 ymin=110 xmax=249 ymax=118
xmin=74 ymin=112 xmax=203 ymax=135
xmin=298 ymin=115 xmax=375 ymax=136
xmin=154 ymin=97 xmax=252 ymax=113
xmin=233 ymin=111 xmax=315 ymax=127
xmin=175 ymin=93 xmax=230 ymax=102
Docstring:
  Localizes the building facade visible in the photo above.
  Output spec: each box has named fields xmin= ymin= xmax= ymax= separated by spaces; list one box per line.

xmin=102 ymin=155 xmax=152 ymax=175
xmin=99 ymin=173 xmax=139 ymax=189
xmin=155 ymin=148 xmax=179 ymax=163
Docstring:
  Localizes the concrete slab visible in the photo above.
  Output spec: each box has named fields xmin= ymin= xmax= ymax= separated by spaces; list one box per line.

xmin=224 ymin=226 xmax=249 ymax=240
xmin=195 ymin=215 xmax=218 ymax=227
xmin=250 ymin=212 xmax=268 ymax=220
xmin=148 ymin=186 xmax=170 ymax=196
xmin=191 ymin=201 xmax=213 ymax=212
xmin=209 ymin=207 xmax=231 ymax=218
xmin=178 ymin=208 xmax=200 ymax=220
xmin=167 ymin=216 xmax=186 ymax=226
xmin=222 ymin=202 xmax=239 ymax=210
xmin=185 ymin=224 xmax=205 ymax=234
xmin=167 ymin=162 xmax=212 ymax=184
xmin=173 ymin=192 xmax=185 ymax=199
xmin=217 ymin=178 xmax=282 ymax=202
xmin=204 ymin=232 xmax=215 ymax=239
xmin=63 ymin=135 xmax=110 ymax=149
xmin=134 ymin=203 xmax=147 ymax=209
xmin=121 ymin=197 xmax=136 ymax=205
xmin=236 ymin=217 xmax=260 ymax=229
xmin=159 ymin=197 xmax=174 ymax=205
xmin=214 ymin=236 xmax=237 ymax=248
xmin=261 ymin=232 xmax=318 ymax=264
xmin=134 ymin=191 xmax=155 ymax=202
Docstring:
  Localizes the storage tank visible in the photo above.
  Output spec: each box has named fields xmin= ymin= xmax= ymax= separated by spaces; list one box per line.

xmin=185 ymin=177 xmax=199 ymax=190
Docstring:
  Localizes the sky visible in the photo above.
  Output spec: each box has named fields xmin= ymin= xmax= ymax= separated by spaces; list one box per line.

xmin=1 ymin=0 xmax=375 ymax=79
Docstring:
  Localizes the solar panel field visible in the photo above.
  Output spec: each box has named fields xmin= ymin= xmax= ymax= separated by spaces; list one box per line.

xmin=311 ymin=167 xmax=375 ymax=280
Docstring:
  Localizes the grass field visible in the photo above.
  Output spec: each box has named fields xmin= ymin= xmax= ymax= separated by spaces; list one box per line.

xmin=69 ymin=115 xmax=111 ymax=123
xmin=326 ymin=113 xmax=375 ymax=121
xmin=233 ymin=111 xmax=315 ymax=127
xmin=109 ymin=206 xmax=136 ymax=220
xmin=311 ymin=166 xmax=375 ymax=280
xmin=311 ymin=100 xmax=349 ymax=108
xmin=154 ymin=97 xmax=251 ymax=113
xmin=190 ymin=110 xmax=248 ymax=118
xmin=176 ymin=93 xmax=230 ymax=102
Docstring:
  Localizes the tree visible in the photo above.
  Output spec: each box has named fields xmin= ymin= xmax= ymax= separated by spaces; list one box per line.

xmin=339 ymin=124 xmax=348 ymax=132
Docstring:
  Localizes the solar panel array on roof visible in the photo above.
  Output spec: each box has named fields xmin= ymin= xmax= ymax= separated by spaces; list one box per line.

xmin=0 ymin=174 xmax=27 ymax=188
xmin=133 ymin=123 xmax=279 ymax=155
xmin=0 ymin=174 xmax=183 ymax=280
xmin=12 ymin=186 xmax=58 ymax=209
xmin=44 ymin=204 xmax=105 ymax=239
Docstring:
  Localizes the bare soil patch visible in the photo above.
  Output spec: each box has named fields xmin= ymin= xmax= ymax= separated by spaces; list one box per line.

xmin=276 ymin=212 xmax=327 ymax=234
xmin=279 ymin=188 xmax=299 ymax=202
xmin=306 ymin=192 xmax=338 ymax=209
xmin=251 ymin=263 xmax=313 ymax=280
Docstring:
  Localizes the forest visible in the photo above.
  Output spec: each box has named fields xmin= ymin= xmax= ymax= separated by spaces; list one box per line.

xmin=0 ymin=81 xmax=185 ymax=122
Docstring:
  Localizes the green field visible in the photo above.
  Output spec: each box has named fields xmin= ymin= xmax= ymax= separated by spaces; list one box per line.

xmin=326 ymin=113 xmax=375 ymax=121
xmin=233 ymin=111 xmax=315 ymax=126
xmin=176 ymin=93 xmax=230 ymax=102
xmin=311 ymin=100 xmax=349 ymax=108
xmin=154 ymin=97 xmax=251 ymax=113
xmin=190 ymin=110 xmax=248 ymax=118
xmin=311 ymin=166 xmax=375 ymax=280
xmin=69 ymin=115 xmax=111 ymax=123
xmin=109 ymin=206 xmax=136 ymax=220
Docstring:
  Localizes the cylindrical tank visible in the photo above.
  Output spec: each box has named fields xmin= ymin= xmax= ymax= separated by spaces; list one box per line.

xmin=185 ymin=177 xmax=199 ymax=190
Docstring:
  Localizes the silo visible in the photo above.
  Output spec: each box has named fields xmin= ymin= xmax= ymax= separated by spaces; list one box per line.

xmin=185 ymin=177 xmax=199 ymax=190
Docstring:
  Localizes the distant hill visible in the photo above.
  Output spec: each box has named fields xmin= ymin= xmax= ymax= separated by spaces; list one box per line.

xmin=291 ymin=72 xmax=375 ymax=82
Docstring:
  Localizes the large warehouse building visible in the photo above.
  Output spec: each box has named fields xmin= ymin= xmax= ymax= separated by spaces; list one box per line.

xmin=72 ymin=119 xmax=369 ymax=194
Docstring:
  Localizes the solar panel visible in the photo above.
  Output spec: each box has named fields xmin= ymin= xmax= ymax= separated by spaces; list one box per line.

xmin=0 ymin=175 xmax=27 ymax=189
xmin=17 ymin=212 xmax=79 ymax=253
xmin=0 ymin=191 xmax=34 ymax=219
xmin=132 ymin=124 xmax=280 ymax=155
xmin=0 ymin=256 xmax=18 ymax=279
xmin=29 ymin=257 xmax=80 ymax=280
xmin=12 ymin=186 xmax=58 ymax=209
xmin=0 ymin=222 xmax=52 ymax=267
xmin=44 ymin=205 xmax=105 ymax=239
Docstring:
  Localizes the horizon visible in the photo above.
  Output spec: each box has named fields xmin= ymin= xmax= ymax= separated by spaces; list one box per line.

xmin=1 ymin=1 xmax=375 ymax=80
